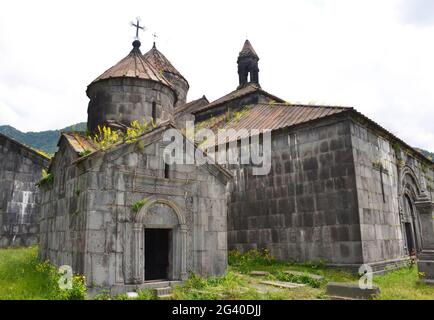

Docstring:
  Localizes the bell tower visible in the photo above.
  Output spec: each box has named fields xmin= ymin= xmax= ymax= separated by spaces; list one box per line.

xmin=237 ymin=39 xmax=260 ymax=89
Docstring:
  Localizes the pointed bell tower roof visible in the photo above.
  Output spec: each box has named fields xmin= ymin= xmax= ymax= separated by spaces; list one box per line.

xmin=238 ymin=39 xmax=259 ymax=59
xmin=90 ymin=40 xmax=172 ymax=87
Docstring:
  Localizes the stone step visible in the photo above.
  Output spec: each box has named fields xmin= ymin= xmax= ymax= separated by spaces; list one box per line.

xmin=136 ymin=280 xmax=181 ymax=290
xmin=155 ymin=286 xmax=172 ymax=297
xmin=250 ymin=271 xmax=270 ymax=276
xmin=260 ymin=280 xmax=306 ymax=289
xmin=326 ymin=282 xmax=380 ymax=300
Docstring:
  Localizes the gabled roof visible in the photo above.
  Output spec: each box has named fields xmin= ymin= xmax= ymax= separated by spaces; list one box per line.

xmin=0 ymin=132 xmax=51 ymax=166
xmin=59 ymin=122 xmax=232 ymax=182
xmin=61 ymin=132 xmax=98 ymax=154
xmin=239 ymin=40 xmax=259 ymax=59
xmin=90 ymin=40 xmax=172 ymax=88
xmin=192 ymin=84 xmax=285 ymax=115
xmin=143 ymin=43 xmax=188 ymax=85
xmin=175 ymin=95 xmax=209 ymax=115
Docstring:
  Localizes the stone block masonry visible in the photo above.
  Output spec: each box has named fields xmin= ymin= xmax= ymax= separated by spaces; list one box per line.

xmin=227 ymin=117 xmax=364 ymax=266
xmin=38 ymin=128 xmax=230 ymax=289
xmin=0 ymin=133 xmax=49 ymax=247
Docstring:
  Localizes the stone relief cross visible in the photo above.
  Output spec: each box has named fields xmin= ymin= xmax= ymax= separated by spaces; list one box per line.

xmin=131 ymin=17 xmax=146 ymax=39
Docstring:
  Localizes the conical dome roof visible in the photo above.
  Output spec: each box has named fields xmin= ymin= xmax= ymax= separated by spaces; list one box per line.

xmin=143 ymin=43 xmax=188 ymax=84
xmin=239 ymin=39 xmax=259 ymax=59
xmin=90 ymin=40 xmax=172 ymax=87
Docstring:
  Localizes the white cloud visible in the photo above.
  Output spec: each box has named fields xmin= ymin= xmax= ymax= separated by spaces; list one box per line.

xmin=398 ymin=0 xmax=434 ymax=26
xmin=0 ymin=0 xmax=433 ymax=151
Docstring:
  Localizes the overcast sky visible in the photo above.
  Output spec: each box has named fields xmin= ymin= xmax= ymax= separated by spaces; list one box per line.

xmin=0 ymin=0 xmax=433 ymax=151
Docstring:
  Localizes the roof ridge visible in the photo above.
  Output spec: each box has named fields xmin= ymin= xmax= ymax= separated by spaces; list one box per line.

xmin=257 ymin=102 xmax=353 ymax=109
xmin=143 ymin=45 xmax=188 ymax=84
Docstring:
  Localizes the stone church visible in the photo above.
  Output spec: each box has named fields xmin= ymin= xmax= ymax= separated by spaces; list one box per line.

xmin=38 ymin=39 xmax=231 ymax=293
xmin=34 ymin=32 xmax=434 ymax=293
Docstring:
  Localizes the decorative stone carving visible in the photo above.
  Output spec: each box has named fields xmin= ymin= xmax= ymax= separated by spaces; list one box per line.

xmin=133 ymin=198 xmax=188 ymax=283
xmin=416 ymin=200 xmax=434 ymax=284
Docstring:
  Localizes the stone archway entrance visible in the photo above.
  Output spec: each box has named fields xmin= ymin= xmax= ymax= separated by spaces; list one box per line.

xmin=399 ymin=166 xmax=427 ymax=256
xmin=132 ymin=198 xmax=188 ymax=284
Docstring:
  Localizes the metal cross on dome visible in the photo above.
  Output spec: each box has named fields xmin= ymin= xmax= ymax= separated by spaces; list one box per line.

xmin=131 ymin=17 xmax=146 ymax=39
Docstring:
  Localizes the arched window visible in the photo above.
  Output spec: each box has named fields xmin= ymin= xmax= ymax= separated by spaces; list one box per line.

xmin=164 ymin=163 xmax=170 ymax=179
xmin=152 ymin=102 xmax=157 ymax=122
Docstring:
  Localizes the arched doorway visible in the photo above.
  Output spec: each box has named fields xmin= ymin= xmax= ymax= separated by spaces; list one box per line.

xmin=132 ymin=198 xmax=188 ymax=283
xmin=399 ymin=166 xmax=425 ymax=256
xmin=403 ymin=194 xmax=419 ymax=255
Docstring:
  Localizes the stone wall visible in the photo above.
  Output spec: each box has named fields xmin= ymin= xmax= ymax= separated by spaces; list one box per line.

xmin=194 ymin=91 xmax=277 ymax=122
xmin=163 ymin=71 xmax=189 ymax=108
xmin=350 ymin=119 xmax=433 ymax=268
xmin=38 ymin=139 xmax=87 ymax=274
xmin=87 ymin=78 xmax=176 ymax=132
xmin=0 ymin=134 xmax=49 ymax=247
xmin=39 ymin=130 xmax=229 ymax=288
xmin=227 ymin=117 xmax=364 ymax=265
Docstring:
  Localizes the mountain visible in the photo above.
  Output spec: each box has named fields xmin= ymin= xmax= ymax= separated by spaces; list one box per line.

xmin=416 ymin=148 xmax=434 ymax=161
xmin=0 ymin=122 xmax=87 ymax=155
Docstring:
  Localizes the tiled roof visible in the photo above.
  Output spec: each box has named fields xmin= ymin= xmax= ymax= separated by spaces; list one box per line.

xmin=143 ymin=44 xmax=188 ymax=84
xmin=197 ymin=102 xmax=434 ymax=165
xmin=198 ymin=103 xmax=350 ymax=145
xmin=175 ymin=95 xmax=209 ymax=115
xmin=61 ymin=132 xmax=97 ymax=154
xmin=192 ymin=84 xmax=285 ymax=114
xmin=90 ymin=41 xmax=171 ymax=87
xmin=239 ymin=40 xmax=258 ymax=59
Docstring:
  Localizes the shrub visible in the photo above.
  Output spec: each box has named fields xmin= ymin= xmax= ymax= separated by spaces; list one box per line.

xmin=93 ymin=125 xmax=121 ymax=150
xmin=125 ymin=119 xmax=151 ymax=143
xmin=36 ymin=169 xmax=54 ymax=188
xmin=78 ymin=149 xmax=92 ymax=157
xmin=137 ymin=289 xmax=158 ymax=300
xmin=172 ymin=271 xmax=253 ymax=300
xmin=273 ymin=271 xmax=322 ymax=288
xmin=132 ymin=198 xmax=149 ymax=213
xmin=93 ymin=289 xmax=112 ymax=300
xmin=228 ymin=249 xmax=276 ymax=272
xmin=35 ymin=260 xmax=87 ymax=300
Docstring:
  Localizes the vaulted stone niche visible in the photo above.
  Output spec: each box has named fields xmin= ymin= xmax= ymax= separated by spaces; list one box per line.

xmin=131 ymin=198 xmax=187 ymax=283
xmin=399 ymin=165 xmax=429 ymax=255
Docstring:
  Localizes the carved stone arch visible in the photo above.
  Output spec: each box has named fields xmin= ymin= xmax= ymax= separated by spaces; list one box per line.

xmin=399 ymin=165 xmax=423 ymax=199
xmin=135 ymin=197 xmax=186 ymax=226
xmin=399 ymin=165 xmax=426 ymax=255
xmin=131 ymin=197 xmax=188 ymax=284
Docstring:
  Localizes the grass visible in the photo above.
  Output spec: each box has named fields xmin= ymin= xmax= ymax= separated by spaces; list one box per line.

xmin=0 ymin=247 xmax=434 ymax=300
xmin=374 ymin=266 xmax=434 ymax=300
xmin=0 ymin=246 xmax=54 ymax=299
xmin=0 ymin=246 xmax=86 ymax=300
